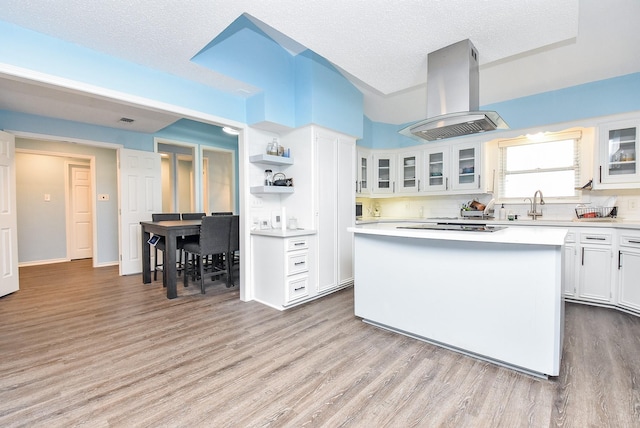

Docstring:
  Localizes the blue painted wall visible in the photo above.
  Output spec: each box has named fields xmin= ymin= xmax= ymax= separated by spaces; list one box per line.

xmin=483 ymin=72 xmax=640 ymax=130
xmin=363 ymin=72 xmax=640 ymax=149
xmin=0 ymin=20 xmax=246 ymax=123
xmin=294 ymin=51 xmax=363 ymax=137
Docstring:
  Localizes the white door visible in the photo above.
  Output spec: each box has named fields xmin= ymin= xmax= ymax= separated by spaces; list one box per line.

xmin=0 ymin=131 xmax=19 ymax=297
xmin=68 ymin=164 xmax=93 ymax=260
xmin=118 ymin=148 xmax=161 ymax=275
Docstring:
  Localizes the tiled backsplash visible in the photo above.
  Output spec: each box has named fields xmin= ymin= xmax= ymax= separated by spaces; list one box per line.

xmin=357 ymin=189 xmax=640 ymax=221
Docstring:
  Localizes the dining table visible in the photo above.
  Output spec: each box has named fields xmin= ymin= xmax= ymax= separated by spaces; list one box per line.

xmin=140 ymin=219 xmax=201 ymax=299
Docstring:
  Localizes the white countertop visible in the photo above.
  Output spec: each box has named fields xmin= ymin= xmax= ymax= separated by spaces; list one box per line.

xmin=349 ymin=222 xmax=567 ymax=246
xmin=356 ymin=217 xmax=640 ymax=230
xmin=251 ymin=228 xmax=316 ymax=238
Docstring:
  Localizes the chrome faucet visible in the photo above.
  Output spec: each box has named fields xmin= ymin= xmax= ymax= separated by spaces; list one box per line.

xmin=526 ymin=190 xmax=545 ymax=220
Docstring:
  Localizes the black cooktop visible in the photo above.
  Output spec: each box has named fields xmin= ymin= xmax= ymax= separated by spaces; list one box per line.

xmin=397 ymin=223 xmax=507 ymax=232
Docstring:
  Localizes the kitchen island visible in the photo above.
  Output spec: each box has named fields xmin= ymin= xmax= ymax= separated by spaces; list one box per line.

xmin=349 ymin=222 xmax=567 ymax=377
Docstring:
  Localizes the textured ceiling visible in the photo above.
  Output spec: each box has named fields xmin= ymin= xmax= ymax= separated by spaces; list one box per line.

xmin=0 ymin=0 xmax=578 ymax=96
xmin=0 ymin=0 xmax=639 ymax=129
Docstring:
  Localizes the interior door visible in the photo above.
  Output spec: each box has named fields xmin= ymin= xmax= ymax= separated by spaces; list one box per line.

xmin=0 ymin=131 xmax=19 ymax=297
xmin=69 ymin=163 xmax=93 ymax=260
xmin=118 ymin=148 xmax=161 ymax=275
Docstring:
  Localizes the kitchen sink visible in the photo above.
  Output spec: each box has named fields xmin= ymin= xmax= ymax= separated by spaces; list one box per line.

xmin=397 ymin=223 xmax=507 ymax=232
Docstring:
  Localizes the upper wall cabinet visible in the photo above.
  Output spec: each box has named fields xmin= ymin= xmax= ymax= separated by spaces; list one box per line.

xmin=422 ymin=141 xmax=484 ymax=194
xmin=365 ymin=138 xmax=488 ymax=197
xmin=397 ymin=149 xmax=421 ymax=193
xmin=596 ymin=120 xmax=639 ymax=188
xmin=452 ymin=141 xmax=483 ymax=192
xmin=423 ymin=145 xmax=449 ymax=192
xmin=372 ymin=152 xmax=397 ymax=194
xmin=356 ymin=148 xmax=371 ymax=196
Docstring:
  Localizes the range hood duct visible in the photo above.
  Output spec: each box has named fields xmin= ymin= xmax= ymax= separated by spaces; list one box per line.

xmin=400 ymin=39 xmax=508 ymax=141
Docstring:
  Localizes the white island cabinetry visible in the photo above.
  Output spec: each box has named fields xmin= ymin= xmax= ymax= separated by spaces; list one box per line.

xmin=350 ymin=223 xmax=567 ymax=377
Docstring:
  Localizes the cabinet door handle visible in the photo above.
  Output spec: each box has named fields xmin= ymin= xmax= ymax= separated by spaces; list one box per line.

xmin=446 ymin=177 xmax=449 ymax=190
xmin=294 ymin=242 xmax=305 ymax=246
xmin=418 ymin=179 xmax=420 ymax=192
xmin=618 ymin=250 xmax=622 ymax=270
xmin=478 ymin=174 xmax=481 ymax=189
xmin=393 ymin=182 xmax=395 ymax=193
xmin=628 ymin=240 xmax=640 ymax=245
xmin=294 ymin=261 xmax=306 ymax=266
xmin=599 ymin=165 xmax=602 ymax=183
xmin=294 ymin=286 xmax=306 ymax=292
xmin=585 ymin=236 xmax=606 ymax=241
xmin=581 ymin=247 xmax=584 ymax=265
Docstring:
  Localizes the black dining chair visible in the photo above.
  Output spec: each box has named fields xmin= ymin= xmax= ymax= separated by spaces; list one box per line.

xmin=181 ymin=213 xmax=207 ymax=272
xmin=212 ymin=212 xmax=233 ymax=215
xmin=181 ymin=212 xmax=206 ymax=220
xmin=183 ymin=215 xmax=232 ymax=293
xmin=151 ymin=213 xmax=181 ymax=281
xmin=227 ymin=215 xmax=239 ymax=286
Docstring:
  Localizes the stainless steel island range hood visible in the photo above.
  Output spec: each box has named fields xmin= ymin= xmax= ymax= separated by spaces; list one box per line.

xmin=400 ymin=39 xmax=508 ymax=141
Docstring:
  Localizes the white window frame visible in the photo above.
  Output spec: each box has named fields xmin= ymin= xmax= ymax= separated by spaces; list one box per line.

xmin=497 ymin=131 xmax=583 ymax=203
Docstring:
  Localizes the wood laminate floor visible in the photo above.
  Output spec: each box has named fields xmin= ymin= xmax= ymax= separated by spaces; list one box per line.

xmin=1 ymin=260 xmax=639 ymax=427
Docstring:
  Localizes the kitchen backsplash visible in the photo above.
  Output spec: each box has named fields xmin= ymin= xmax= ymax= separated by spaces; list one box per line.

xmin=357 ymin=189 xmax=640 ymax=221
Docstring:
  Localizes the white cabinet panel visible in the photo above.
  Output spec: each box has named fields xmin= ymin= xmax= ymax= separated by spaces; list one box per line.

xmin=356 ymin=149 xmax=370 ymax=195
xmin=597 ymin=120 xmax=640 ymax=187
xmin=372 ymin=153 xmax=396 ymax=194
xmin=617 ymin=232 xmax=640 ymax=312
xmin=397 ymin=150 xmax=421 ymax=193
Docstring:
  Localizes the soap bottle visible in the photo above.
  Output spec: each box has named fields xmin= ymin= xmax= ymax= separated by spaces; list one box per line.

xmin=499 ymin=204 xmax=506 ymax=220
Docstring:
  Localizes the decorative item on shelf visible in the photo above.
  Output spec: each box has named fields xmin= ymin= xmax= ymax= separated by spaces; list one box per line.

xmin=266 ymin=138 xmax=279 ymax=156
xmin=272 ymin=172 xmax=293 ymax=187
xmin=264 ymin=169 xmax=273 ymax=186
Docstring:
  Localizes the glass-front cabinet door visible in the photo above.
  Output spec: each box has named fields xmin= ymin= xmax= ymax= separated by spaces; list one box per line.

xmin=373 ymin=153 xmax=395 ymax=194
xmin=397 ymin=150 xmax=421 ymax=193
xmin=423 ymin=146 xmax=449 ymax=192
xmin=599 ymin=121 xmax=639 ymax=185
xmin=356 ymin=149 xmax=370 ymax=195
xmin=452 ymin=141 xmax=481 ymax=191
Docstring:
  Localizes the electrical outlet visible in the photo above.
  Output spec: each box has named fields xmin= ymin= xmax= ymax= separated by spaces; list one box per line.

xmin=629 ymin=199 xmax=638 ymax=210
xmin=44 ymin=194 xmax=51 ymax=201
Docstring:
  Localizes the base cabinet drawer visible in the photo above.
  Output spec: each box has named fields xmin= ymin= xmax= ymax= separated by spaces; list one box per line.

xmin=286 ymin=275 xmax=309 ymax=302
xmin=287 ymin=252 xmax=309 ymax=275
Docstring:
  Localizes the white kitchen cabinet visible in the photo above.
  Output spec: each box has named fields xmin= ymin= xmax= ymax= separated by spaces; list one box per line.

xmin=356 ymin=148 xmax=370 ymax=195
xmin=317 ymin=131 xmax=355 ymax=292
xmin=596 ymin=119 xmax=640 ymax=187
xmin=251 ymin=234 xmax=316 ymax=309
xmin=372 ymin=152 xmax=396 ymax=194
xmin=563 ymin=230 xmax=577 ymax=298
xmin=396 ymin=150 xmax=421 ymax=193
xmin=617 ymin=231 xmax=640 ymax=313
xmin=577 ymin=230 xmax=614 ymax=303
xmin=421 ymin=141 xmax=483 ymax=194
xmin=423 ymin=145 xmax=450 ymax=192
xmin=451 ymin=141 xmax=482 ymax=191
